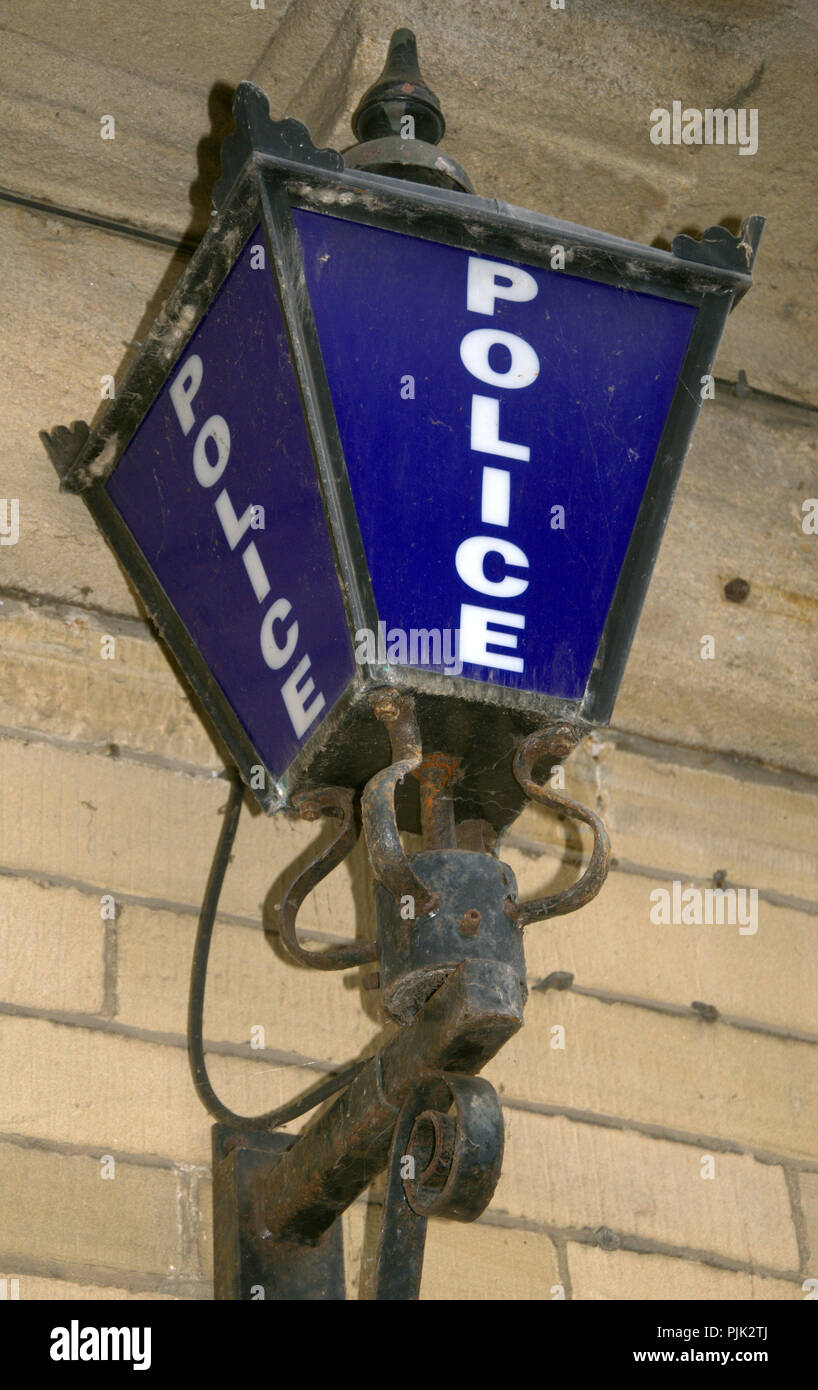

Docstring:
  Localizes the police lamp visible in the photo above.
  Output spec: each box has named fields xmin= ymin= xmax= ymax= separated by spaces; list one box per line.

xmin=42 ymin=28 xmax=762 ymax=1300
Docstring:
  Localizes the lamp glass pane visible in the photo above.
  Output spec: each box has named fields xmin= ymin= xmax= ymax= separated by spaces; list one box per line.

xmin=294 ymin=207 xmax=697 ymax=699
xmin=104 ymin=228 xmax=354 ymax=778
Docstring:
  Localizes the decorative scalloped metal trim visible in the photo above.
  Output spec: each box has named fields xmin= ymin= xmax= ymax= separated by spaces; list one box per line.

xmin=672 ymin=214 xmax=765 ymax=275
xmin=212 ymin=82 xmax=344 ymax=211
xmin=39 ymin=420 xmax=91 ymax=488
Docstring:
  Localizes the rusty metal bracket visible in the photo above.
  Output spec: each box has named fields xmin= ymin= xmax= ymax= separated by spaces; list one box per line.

xmin=373 ymin=1072 xmax=504 ymax=1300
xmin=376 ymin=849 xmax=526 ymax=1025
xmin=211 ymin=956 xmax=519 ymax=1300
xmin=212 ymin=1125 xmax=346 ymax=1300
xmin=263 ymin=956 xmax=523 ymax=1246
xmin=273 ymin=786 xmax=377 ymax=970
xmin=508 ymin=724 xmax=611 ymax=926
xmin=412 ymin=751 xmax=461 ymax=851
xmin=202 ymin=717 xmax=610 ymax=1297
xmin=361 ymin=690 xmax=441 ymax=917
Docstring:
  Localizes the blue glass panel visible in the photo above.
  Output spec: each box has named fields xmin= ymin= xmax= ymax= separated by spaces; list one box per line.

xmin=294 ymin=208 xmax=697 ymax=699
xmin=105 ymin=228 xmax=354 ymax=779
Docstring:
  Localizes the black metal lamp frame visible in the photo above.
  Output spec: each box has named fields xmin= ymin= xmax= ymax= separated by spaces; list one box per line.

xmin=42 ymin=77 xmax=763 ymax=833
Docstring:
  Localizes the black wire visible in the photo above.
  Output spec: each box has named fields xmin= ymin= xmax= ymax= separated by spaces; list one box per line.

xmin=187 ymin=776 xmax=368 ymax=1130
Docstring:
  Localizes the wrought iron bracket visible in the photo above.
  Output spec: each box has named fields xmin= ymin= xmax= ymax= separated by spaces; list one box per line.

xmin=373 ymin=1073 xmax=504 ymax=1299
xmin=208 ymin=706 xmax=611 ymax=1298
xmin=506 ymin=723 xmax=612 ymax=926
xmin=272 ymin=785 xmax=377 ymax=971
xmin=361 ymin=690 xmax=441 ymax=918
xmin=212 ymin=1125 xmax=345 ymax=1300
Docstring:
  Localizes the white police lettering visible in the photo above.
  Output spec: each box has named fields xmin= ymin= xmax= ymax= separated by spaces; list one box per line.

xmin=459 ymin=604 xmax=525 ymax=674
xmin=170 ymin=353 xmax=325 ymax=741
xmin=458 ymin=257 xmax=539 ymax=672
xmin=455 ymin=535 xmax=529 ymax=600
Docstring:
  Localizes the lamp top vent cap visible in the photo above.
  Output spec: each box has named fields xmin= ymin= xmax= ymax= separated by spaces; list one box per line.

xmin=351 ymin=28 xmax=445 ymax=144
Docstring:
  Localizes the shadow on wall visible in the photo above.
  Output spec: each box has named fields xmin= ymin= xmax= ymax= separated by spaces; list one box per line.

xmin=87 ymin=80 xmax=237 ymax=443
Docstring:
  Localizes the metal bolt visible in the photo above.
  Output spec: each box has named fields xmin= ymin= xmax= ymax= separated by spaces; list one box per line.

xmin=545 ymin=721 xmax=579 ymax=758
xmin=458 ymin=909 xmax=481 ymax=937
xmin=373 ymin=693 xmax=400 ymax=720
xmin=419 ymin=890 xmax=442 ymax=919
xmin=300 ymin=801 xmax=321 ymax=822
xmin=723 ymin=577 xmax=750 ymax=603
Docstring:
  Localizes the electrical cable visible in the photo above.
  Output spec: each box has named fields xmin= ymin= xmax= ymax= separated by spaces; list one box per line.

xmin=187 ymin=776 xmax=368 ymax=1130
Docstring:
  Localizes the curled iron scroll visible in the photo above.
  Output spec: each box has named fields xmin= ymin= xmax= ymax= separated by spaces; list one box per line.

xmin=361 ymin=691 xmax=441 ymax=918
xmin=509 ymin=724 xmax=611 ymax=927
xmin=274 ymin=786 xmax=377 ymax=970
xmin=401 ymin=1073 xmax=505 ymax=1221
xmin=373 ymin=1073 xmax=505 ymax=1300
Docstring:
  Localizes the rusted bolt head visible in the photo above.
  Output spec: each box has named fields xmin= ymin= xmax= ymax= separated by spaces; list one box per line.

xmin=459 ymin=909 xmax=481 ymax=936
xmin=594 ymin=1226 xmax=621 ymax=1252
xmin=723 ymin=577 xmax=750 ymax=603
xmin=299 ymin=800 xmax=321 ymax=822
xmin=546 ymin=722 xmax=579 ymax=758
xmin=373 ymin=693 xmax=400 ymax=720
